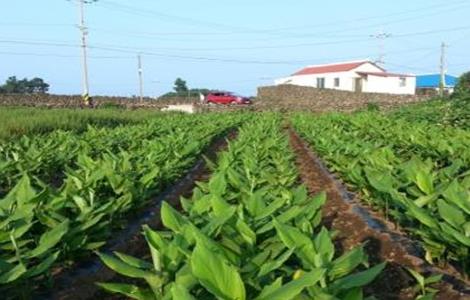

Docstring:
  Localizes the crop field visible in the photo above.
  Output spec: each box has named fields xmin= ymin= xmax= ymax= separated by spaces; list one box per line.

xmin=0 ymin=104 xmax=469 ymax=299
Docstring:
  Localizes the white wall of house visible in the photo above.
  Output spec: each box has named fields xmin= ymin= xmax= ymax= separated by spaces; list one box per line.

xmin=274 ymin=62 xmax=416 ymax=95
xmin=362 ymin=75 xmax=416 ymax=95
xmin=275 ymin=71 xmax=354 ymax=91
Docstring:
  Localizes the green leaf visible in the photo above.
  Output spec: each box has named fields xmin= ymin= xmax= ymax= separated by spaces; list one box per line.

xmin=256 ymin=277 xmax=283 ymax=299
xmin=191 ymin=238 xmax=245 ymax=300
xmin=254 ymin=269 xmax=326 ymax=300
xmin=273 ymin=218 xmax=316 ymax=268
xmin=161 ymin=201 xmax=188 ymax=233
xmin=235 ymin=218 xmax=256 ymax=246
xmin=97 ymin=252 xmax=157 ymax=279
xmin=415 ymin=171 xmax=434 ymax=195
xmin=208 ymin=173 xmax=227 ymax=196
xmin=0 ymin=263 xmax=27 ymax=284
xmin=365 ymin=168 xmax=395 ymax=194
xmin=97 ymin=282 xmax=155 ymax=300
xmin=328 ymin=246 xmax=367 ymax=280
xmin=114 ymin=252 xmax=153 ymax=270
xmin=258 ymin=248 xmax=295 ymax=277
xmin=314 ymin=227 xmax=335 ymax=263
xmin=25 ymin=251 xmax=60 ymax=278
xmin=406 ymin=268 xmax=425 ymax=290
xmin=171 ymin=284 xmax=196 ymax=300
xmin=329 ymin=262 xmax=386 ymax=292
xmin=341 ymin=288 xmax=363 ymax=300
xmin=28 ymin=220 xmax=69 ymax=258
xmin=436 ymin=199 xmax=466 ymax=229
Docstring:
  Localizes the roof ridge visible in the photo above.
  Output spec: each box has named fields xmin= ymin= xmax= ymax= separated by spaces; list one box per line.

xmin=304 ymin=59 xmax=371 ymax=68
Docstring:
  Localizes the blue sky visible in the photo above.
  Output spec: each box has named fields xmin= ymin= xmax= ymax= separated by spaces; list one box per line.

xmin=0 ymin=0 xmax=469 ymax=97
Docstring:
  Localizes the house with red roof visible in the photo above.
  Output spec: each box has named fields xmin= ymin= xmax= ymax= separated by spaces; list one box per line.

xmin=274 ymin=60 xmax=416 ymax=95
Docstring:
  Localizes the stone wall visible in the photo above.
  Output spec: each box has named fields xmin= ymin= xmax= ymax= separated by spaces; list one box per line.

xmin=0 ymin=94 xmax=200 ymax=108
xmin=256 ymin=84 xmax=430 ymax=112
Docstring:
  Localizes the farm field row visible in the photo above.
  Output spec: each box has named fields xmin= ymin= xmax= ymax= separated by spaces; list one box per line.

xmin=0 ymin=108 xmax=468 ymax=299
xmin=0 ymin=113 xmax=246 ymax=297
xmin=97 ymin=114 xmax=386 ymax=299
xmin=0 ymin=107 xmax=163 ymax=140
xmin=292 ymin=112 xmax=470 ymax=276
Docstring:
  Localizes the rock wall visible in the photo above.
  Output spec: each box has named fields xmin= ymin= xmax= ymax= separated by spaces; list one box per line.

xmin=256 ymin=85 xmax=430 ymax=112
xmin=0 ymin=94 xmax=200 ymax=108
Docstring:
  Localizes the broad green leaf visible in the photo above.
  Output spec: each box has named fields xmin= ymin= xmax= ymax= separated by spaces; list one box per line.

xmin=258 ymin=248 xmax=295 ymax=277
xmin=436 ymin=199 xmax=466 ymax=229
xmin=329 ymin=262 xmax=386 ymax=292
xmin=254 ymin=269 xmax=326 ymax=300
xmin=415 ymin=171 xmax=434 ymax=195
xmin=97 ymin=252 xmax=157 ymax=279
xmin=273 ymin=218 xmax=316 ymax=268
xmin=191 ymin=239 xmax=245 ymax=300
xmin=114 ymin=252 xmax=153 ymax=270
xmin=256 ymin=277 xmax=283 ymax=299
xmin=314 ymin=227 xmax=335 ymax=263
xmin=161 ymin=201 xmax=188 ymax=233
xmin=25 ymin=251 xmax=60 ymax=278
xmin=28 ymin=220 xmax=69 ymax=258
xmin=328 ymin=246 xmax=367 ymax=280
xmin=0 ymin=263 xmax=27 ymax=284
xmin=171 ymin=284 xmax=196 ymax=300
xmin=365 ymin=168 xmax=395 ymax=194
xmin=235 ymin=218 xmax=256 ymax=246
xmin=208 ymin=173 xmax=227 ymax=196
xmin=97 ymin=282 xmax=155 ymax=300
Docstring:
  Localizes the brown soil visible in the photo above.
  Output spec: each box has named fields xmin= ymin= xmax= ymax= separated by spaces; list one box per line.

xmin=287 ymin=126 xmax=470 ymax=300
xmin=39 ymin=129 xmax=238 ymax=300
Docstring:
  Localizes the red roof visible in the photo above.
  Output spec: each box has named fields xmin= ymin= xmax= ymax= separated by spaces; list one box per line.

xmin=356 ymin=71 xmax=414 ymax=77
xmin=293 ymin=61 xmax=383 ymax=76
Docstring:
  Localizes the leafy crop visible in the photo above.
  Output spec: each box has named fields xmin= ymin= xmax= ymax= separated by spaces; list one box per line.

xmin=292 ymin=112 xmax=470 ymax=275
xmin=98 ymin=114 xmax=385 ymax=299
xmin=0 ymin=113 xmax=245 ymax=296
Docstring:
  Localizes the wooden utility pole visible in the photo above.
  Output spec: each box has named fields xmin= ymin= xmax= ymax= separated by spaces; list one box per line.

xmin=439 ymin=42 xmax=447 ymax=97
xmin=138 ymin=54 xmax=144 ymax=102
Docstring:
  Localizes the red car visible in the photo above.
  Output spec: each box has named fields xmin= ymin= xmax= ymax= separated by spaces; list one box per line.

xmin=206 ymin=91 xmax=251 ymax=105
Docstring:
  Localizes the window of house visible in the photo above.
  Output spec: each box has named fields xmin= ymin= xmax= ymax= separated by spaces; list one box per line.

xmin=334 ymin=78 xmax=340 ymax=87
xmin=316 ymin=77 xmax=325 ymax=89
xmin=399 ymin=77 xmax=407 ymax=87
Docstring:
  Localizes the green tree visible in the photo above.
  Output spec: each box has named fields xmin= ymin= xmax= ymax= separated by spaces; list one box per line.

xmin=0 ymin=76 xmax=49 ymax=94
xmin=453 ymin=71 xmax=470 ymax=99
xmin=173 ymin=78 xmax=188 ymax=94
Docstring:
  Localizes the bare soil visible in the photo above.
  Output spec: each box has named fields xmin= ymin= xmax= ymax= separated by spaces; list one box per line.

xmin=38 ymin=129 xmax=238 ymax=300
xmin=287 ymin=126 xmax=470 ymax=300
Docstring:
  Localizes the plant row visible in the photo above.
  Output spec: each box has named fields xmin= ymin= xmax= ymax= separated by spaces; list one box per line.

xmin=0 ymin=113 xmax=245 ymax=297
xmin=0 ymin=113 xmax=238 ymax=194
xmin=292 ymin=112 xmax=470 ymax=275
xmin=0 ymin=107 xmax=163 ymax=140
xmin=98 ymin=114 xmax=386 ymax=300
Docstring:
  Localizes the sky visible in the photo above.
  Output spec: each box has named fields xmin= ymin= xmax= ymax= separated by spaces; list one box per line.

xmin=0 ymin=0 xmax=469 ymax=97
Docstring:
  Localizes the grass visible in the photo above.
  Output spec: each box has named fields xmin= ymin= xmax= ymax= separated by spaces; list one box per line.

xmin=0 ymin=107 xmax=162 ymax=140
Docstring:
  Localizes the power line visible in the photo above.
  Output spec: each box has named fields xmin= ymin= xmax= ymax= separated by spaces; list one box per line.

xmin=0 ymin=50 xmax=129 ymax=59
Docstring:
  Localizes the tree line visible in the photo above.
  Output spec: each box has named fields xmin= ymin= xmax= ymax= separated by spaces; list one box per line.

xmin=0 ymin=76 xmax=49 ymax=94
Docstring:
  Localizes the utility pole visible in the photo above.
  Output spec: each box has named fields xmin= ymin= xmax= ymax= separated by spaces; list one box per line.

xmin=370 ymin=30 xmax=392 ymax=66
xmin=439 ymin=42 xmax=447 ymax=97
xmin=137 ymin=53 xmax=144 ymax=102
xmin=78 ymin=0 xmax=90 ymax=98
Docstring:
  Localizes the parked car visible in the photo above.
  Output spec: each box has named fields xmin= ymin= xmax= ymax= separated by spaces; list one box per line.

xmin=206 ymin=91 xmax=251 ymax=105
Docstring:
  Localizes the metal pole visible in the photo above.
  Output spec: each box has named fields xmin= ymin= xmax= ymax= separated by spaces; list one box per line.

xmin=138 ymin=54 xmax=144 ymax=102
xmin=370 ymin=30 xmax=391 ymax=65
xmin=439 ymin=42 xmax=447 ymax=97
xmin=78 ymin=0 xmax=90 ymax=97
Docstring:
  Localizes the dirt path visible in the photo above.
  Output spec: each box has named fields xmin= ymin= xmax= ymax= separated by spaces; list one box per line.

xmin=287 ymin=126 xmax=469 ymax=300
xmin=40 ymin=129 xmax=238 ymax=300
